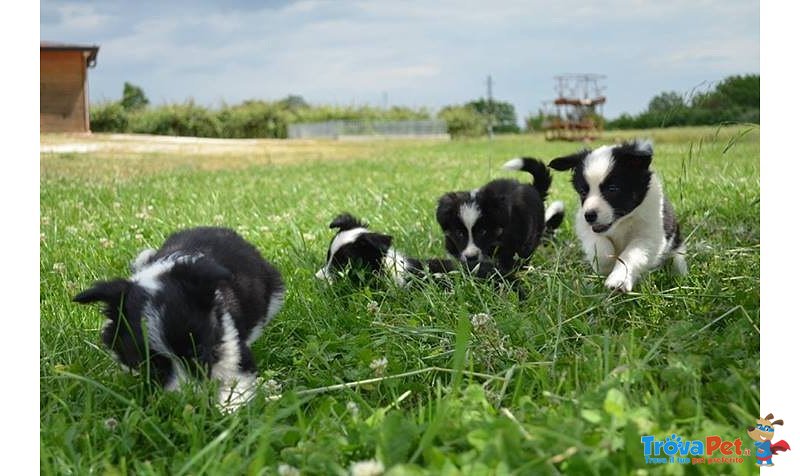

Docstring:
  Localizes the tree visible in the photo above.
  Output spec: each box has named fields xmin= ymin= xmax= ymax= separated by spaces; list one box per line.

xmin=437 ymin=105 xmax=485 ymax=137
xmin=121 ymin=82 xmax=149 ymax=111
xmin=278 ymin=95 xmax=309 ymax=111
xmin=467 ymin=98 xmax=520 ymax=133
xmin=647 ymin=92 xmax=686 ymax=114
xmin=702 ymin=74 xmax=760 ymax=109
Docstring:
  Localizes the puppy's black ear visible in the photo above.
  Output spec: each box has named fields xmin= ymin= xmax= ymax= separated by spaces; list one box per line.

xmin=436 ymin=192 xmax=463 ymax=226
xmin=171 ymin=257 xmax=232 ymax=307
xmin=172 ymin=257 xmax=232 ymax=284
xmin=615 ymin=140 xmax=653 ymax=168
xmin=549 ymin=150 xmax=589 ymax=171
xmin=362 ymin=232 xmax=392 ymax=252
xmin=330 ymin=213 xmax=366 ymax=231
xmin=73 ymin=279 xmax=131 ymax=305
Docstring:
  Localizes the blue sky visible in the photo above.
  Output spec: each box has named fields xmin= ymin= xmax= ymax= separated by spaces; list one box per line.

xmin=41 ymin=0 xmax=759 ymax=119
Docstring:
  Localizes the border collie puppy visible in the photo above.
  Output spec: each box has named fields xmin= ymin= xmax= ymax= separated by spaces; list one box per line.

xmin=74 ymin=227 xmax=285 ymax=411
xmin=315 ymin=213 xmax=457 ymax=285
xmin=548 ymin=139 xmax=687 ymax=292
xmin=435 ymin=158 xmax=564 ymax=277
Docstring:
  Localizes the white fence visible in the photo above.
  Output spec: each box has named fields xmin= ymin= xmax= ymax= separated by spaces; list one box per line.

xmin=287 ymin=119 xmax=449 ymax=140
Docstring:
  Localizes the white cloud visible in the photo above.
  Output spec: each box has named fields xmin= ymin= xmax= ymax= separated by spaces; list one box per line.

xmin=41 ymin=0 xmax=759 ymax=117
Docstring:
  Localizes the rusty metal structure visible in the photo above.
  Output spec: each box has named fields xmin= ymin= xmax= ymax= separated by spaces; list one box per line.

xmin=542 ymin=74 xmax=606 ymax=141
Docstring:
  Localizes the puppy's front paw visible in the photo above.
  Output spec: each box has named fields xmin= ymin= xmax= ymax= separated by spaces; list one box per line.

xmin=131 ymin=248 xmax=157 ymax=272
xmin=605 ymin=269 xmax=634 ymax=293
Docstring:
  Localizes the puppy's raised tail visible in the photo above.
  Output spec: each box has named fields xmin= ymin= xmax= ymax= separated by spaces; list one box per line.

xmin=502 ymin=157 xmax=552 ymax=201
xmin=544 ymin=200 xmax=565 ymax=231
xmin=503 ymin=158 xmax=564 ymax=232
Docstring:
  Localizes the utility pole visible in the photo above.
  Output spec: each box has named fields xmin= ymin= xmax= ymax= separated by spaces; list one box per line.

xmin=486 ymin=75 xmax=494 ymax=139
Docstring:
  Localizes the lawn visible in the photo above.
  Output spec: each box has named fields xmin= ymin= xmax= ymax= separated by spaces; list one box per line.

xmin=40 ymin=126 xmax=760 ymax=475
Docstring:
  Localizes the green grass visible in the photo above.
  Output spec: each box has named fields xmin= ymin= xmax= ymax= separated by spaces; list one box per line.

xmin=41 ymin=127 xmax=760 ymax=475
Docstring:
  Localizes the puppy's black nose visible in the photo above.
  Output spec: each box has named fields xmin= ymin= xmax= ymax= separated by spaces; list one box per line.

xmin=584 ymin=210 xmax=597 ymax=223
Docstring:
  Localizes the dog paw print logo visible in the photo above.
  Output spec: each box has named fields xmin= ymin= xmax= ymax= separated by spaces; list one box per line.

xmin=747 ymin=413 xmax=791 ymax=467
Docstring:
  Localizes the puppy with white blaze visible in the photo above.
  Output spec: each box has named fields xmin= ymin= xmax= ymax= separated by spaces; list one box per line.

xmin=436 ymin=157 xmax=564 ymax=277
xmin=74 ymin=227 xmax=285 ymax=411
xmin=316 ymin=213 xmax=457 ymax=285
xmin=548 ymin=139 xmax=687 ymax=292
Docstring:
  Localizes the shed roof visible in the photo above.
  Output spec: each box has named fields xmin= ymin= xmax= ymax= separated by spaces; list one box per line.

xmin=41 ymin=41 xmax=99 ymax=68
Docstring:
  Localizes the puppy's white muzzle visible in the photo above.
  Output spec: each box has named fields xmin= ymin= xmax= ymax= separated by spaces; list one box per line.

xmin=461 ymin=244 xmax=482 ymax=262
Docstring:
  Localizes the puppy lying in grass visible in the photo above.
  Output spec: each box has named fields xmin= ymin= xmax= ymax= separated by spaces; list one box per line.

xmin=74 ymin=226 xmax=285 ymax=411
xmin=316 ymin=213 xmax=457 ymax=286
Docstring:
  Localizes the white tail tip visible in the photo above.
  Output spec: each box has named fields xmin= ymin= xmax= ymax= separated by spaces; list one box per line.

xmin=501 ymin=158 xmax=524 ymax=171
xmin=545 ymin=201 xmax=565 ymax=221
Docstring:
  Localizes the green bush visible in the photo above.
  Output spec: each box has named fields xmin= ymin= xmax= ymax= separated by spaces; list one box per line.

xmin=437 ymin=105 xmax=485 ymax=138
xmin=89 ymin=101 xmax=129 ymax=132
xmin=128 ymin=101 xmax=222 ymax=137
xmin=90 ymin=91 xmax=434 ymax=138
xmin=217 ymin=101 xmax=291 ymax=138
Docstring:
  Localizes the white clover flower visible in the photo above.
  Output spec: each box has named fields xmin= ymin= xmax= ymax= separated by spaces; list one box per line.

xmin=99 ymin=238 xmax=114 ymax=248
xmin=214 ymin=214 xmax=224 ymax=223
xmin=366 ymin=301 xmax=379 ymax=314
xmin=369 ymin=357 xmax=388 ymax=376
xmin=264 ymin=378 xmax=282 ymax=396
xmin=104 ymin=417 xmax=118 ymax=431
xmin=112 ymin=202 xmax=122 ymax=209
xmin=302 ymin=232 xmax=315 ymax=242
xmin=470 ymin=312 xmax=493 ymax=329
xmin=277 ymin=463 xmax=300 ymax=476
xmin=350 ymin=459 xmax=384 ymax=476
xmin=135 ymin=233 xmax=144 ymax=241
xmin=66 ymin=226 xmax=78 ymax=234
xmin=346 ymin=401 xmax=359 ymax=417
xmin=52 ymin=263 xmax=66 ymax=272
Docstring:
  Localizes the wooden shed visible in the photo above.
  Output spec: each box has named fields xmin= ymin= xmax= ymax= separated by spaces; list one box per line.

xmin=40 ymin=42 xmax=99 ymax=133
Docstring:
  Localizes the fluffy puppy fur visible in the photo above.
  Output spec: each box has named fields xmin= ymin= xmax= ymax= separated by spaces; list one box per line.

xmin=315 ymin=213 xmax=457 ymax=285
xmin=549 ymin=139 xmax=687 ymax=292
xmin=435 ymin=158 xmax=564 ymax=277
xmin=74 ymin=227 xmax=284 ymax=411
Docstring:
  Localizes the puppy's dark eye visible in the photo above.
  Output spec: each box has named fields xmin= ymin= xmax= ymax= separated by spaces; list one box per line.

xmin=606 ymin=184 xmax=620 ymax=193
xmin=451 ymin=229 xmax=465 ymax=239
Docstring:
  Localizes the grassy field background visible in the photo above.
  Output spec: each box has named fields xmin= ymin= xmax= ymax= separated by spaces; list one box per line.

xmin=41 ymin=126 xmax=760 ymax=475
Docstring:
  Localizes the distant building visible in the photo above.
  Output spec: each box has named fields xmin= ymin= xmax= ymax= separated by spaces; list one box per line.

xmin=40 ymin=42 xmax=99 ymax=133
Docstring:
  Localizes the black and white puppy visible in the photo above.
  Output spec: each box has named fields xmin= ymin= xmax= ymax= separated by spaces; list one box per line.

xmin=74 ymin=227 xmax=285 ymax=411
xmin=315 ymin=213 xmax=457 ymax=285
xmin=548 ymin=139 xmax=687 ymax=292
xmin=435 ymin=158 xmax=564 ymax=277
